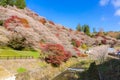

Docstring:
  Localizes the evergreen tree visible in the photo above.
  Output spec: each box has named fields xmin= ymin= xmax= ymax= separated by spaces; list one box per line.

xmin=15 ymin=0 xmax=26 ymax=9
xmin=0 ymin=0 xmax=26 ymax=9
xmin=0 ymin=0 xmax=7 ymax=6
xmin=82 ymin=24 xmax=90 ymax=36
xmin=0 ymin=0 xmax=14 ymax=6
xmin=76 ymin=24 xmax=82 ymax=31
xmin=7 ymin=0 xmax=14 ymax=6
xmin=81 ymin=26 xmax=84 ymax=32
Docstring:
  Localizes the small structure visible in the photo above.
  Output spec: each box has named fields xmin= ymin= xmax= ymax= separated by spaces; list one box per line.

xmin=67 ymin=68 xmax=85 ymax=72
xmin=108 ymin=48 xmax=116 ymax=54
xmin=0 ymin=66 xmax=16 ymax=80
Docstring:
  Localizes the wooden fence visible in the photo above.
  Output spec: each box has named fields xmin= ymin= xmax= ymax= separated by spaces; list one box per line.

xmin=0 ymin=56 xmax=35 ymax=60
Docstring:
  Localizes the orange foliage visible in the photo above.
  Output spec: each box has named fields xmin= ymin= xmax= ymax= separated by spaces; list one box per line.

xmin=39 ymin=18 xmax=46 ymax=25
xmin=48 ymin=21 xmax=55 ymax=25
xmin=19 ymin=18 xmax=29 ymax=28
xmin=4 ymin=16 xmax=30 ymax=30
xmin=44 ymin=44 xmax=72 ymax=66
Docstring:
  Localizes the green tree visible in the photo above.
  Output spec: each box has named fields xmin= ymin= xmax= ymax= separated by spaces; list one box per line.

xmin=7 ymin=0 xmax=14 ymax=6
xmin=76 ymin=24 xmax=82 ymax=31
xmin=82 ymin=24 xmax=90 ymax=36
xmin=0 ymin=0 xmax=7 ymax=6
xmin=15 ymin=0 xmax=26 ymax=9
xmin=81 ymin=26 xmax=85 ymax=32
xmin=0 ymin=0 xmax=14 ymax=6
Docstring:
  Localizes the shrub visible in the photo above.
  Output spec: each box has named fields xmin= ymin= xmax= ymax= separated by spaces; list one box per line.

xmin=19 ymin=18 xmax=29 ymax=28
xmin=77 ymin=52 xmax=88 ymax=57
xmin=101 ymin=39 xmax=107 ymax=44
xmin=0 ymin=20 xmax=4 ymax=26
xmin=48 ymin=21 xmax=55 ymax=25
xmin=4 ymin=16 xmax=30 ymax=30
xmin=8 ymin=33 xmax=26 ymax=50
xmin=40 ymin=39 xmax=46 ymax=43
xmin=44 ymin=44 xmax=71 ymax=67
xmin=73 ymin=47 xmax=88 ymax=57
xmin=55 ymin=33 xmax=59 ymax=37
xmin=116 ymin=35 xmax=120 ymax=39
xmin=39 ymin=18 xmax=46 ymax=25
xmin=74 ymin=47 xmax=80 ymax=52
xmin=71 ymin=39 xmax=81 ymax=47
xmin=81 ymin=44 xmax=88 ymax=50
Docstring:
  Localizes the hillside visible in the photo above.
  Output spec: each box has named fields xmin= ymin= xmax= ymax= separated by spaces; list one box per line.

xmin=0 ymin=6 xmax=118 ymax=56
xmin=0 ymin=6 xmax=94 ymax=55
xmin=107 ymin=31 xmax=120 ymax=39
xmin=0 ymin=5 xmax=120 ymax=80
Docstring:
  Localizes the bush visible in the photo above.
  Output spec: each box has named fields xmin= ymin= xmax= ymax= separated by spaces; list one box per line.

xmin=101 ymin=39 xmax=107 ymax=44
xmin=48 ymin=21 xmax=55 ymax=25
xmin=81 ymin=44 xmax=88 ymax=50
xmin=8 ymin=33 xmax=26 ymax=50
xmin=116 ymin=35 xmax=120 ymax=39
xmin=44 ymin=44 xmax=72 ymax=67
xmin=71 ymin=39 xmax=81 ymax=47
xmin=39 ymin=18 xmax=46 ymax=25
xmin=4 ymin=16 xmax=30 ymax=30
xmin=0 ymin=20 xmax=4 ymax=26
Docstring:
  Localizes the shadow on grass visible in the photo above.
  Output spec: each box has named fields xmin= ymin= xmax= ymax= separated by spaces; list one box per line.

xmin=78 ymin=62 xmax=100 ymax=80
xmin=78 ymin=59 xmax=120 ymax=80
xmin=53 ymin=58 xmax=120 ymax=80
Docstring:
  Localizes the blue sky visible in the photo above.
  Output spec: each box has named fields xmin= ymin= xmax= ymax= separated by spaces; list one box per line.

xmin=26 ymin=0 xmax=120 ymax=32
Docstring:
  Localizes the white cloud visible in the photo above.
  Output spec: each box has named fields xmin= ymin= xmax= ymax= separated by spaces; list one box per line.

xmin=100 ymin=0 xmax=110 ymax=6
xmin=115 ymin=9 xmax=120 ymax=16
xmin=111 ymin=0 xmax=120 ymax=8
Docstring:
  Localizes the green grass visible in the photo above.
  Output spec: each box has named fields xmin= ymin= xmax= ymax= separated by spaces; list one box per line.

xmin=0 ymin=48 xmax=40 ymax=58
xmin=17 ymin=67 xmax=27 ymax=73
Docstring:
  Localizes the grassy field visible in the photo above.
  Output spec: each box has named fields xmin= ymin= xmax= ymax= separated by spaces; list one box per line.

xmin=0 ymin=48 xmax=40 ymax=58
